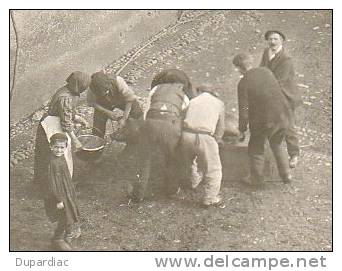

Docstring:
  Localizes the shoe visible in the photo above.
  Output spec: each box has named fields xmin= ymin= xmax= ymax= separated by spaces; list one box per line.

xmin=65 ymin=227 xmax=81 ymax=243
xmin=281 ymin=173 xmax=293 ymax=184
xmin=53 ymin=239 xmax=72 ymax=251
xmin=241 ymin=174 xmax=264 ymax=187
xmin=289 ymin=155 xmax=299 ymax=168
xmin=202 ymin=196 xmax=226 ymax=209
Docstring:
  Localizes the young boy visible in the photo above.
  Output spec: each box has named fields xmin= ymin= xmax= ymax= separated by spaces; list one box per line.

xmin=44 ymin=133 xmax=80 ymax=251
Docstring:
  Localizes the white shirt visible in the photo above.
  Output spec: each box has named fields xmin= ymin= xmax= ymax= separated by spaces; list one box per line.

xmin=268 ymin=45 xmax=283 ymax=61
xmin=183 ymin=92 xmax=225 ymax=135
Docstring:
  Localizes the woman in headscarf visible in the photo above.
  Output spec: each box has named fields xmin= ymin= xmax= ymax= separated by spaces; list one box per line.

xmin=34 ymin=71 xmax=91 ymax=188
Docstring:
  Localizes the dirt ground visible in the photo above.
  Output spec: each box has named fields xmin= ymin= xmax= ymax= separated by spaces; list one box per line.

xmin=10 ymin=10 xmax=332 ymax=251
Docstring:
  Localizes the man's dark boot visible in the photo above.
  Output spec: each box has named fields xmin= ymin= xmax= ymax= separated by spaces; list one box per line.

xmin=281 ymin=173 xmax=293 ymax=184
xmin=129 ymin=182 xmax=145 ymax=203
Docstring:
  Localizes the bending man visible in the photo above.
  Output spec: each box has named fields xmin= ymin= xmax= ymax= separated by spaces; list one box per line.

xmin=233 ymin=53 xmax=293 ymax=185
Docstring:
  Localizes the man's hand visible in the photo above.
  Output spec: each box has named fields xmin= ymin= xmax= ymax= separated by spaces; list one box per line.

xmin=69 ymin=132 xmax=82 ymax=151
xmin=80 ymin=118 xmax=90 ymax=128
xmin=74 ymin=138 xmax=83 ymax=150
xmin=56 ymin=202 xmax=64 ymax=209
xmin=74 ymin=115 xmax=90 ymax=128
xmin=216 ymin=137 xmax=225 ymax=148
xmin=108 ymin=111 xmax=118 ymax=121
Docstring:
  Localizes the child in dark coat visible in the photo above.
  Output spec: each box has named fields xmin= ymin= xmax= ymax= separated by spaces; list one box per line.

xmin=44 ymin=133 xmax=80 ymax=251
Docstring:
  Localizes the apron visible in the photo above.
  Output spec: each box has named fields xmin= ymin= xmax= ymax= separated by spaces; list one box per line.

xmin=41 ymin=116 xmax=73 ymax=177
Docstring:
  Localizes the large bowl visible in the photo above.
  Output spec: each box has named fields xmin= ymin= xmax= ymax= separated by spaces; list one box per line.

xmin=75 ymin=135 xmax=105 ymax=161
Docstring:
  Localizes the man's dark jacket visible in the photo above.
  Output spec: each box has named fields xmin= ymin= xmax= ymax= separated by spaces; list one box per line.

xmin=238 ymin=67 xmax=293 ymax=133
xmin=260 ymin=48 xmax=301 ymax=109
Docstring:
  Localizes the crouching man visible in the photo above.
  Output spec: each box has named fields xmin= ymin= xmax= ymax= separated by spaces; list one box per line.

xmin=87 ymin=71 xmax=143 ymax=139
xmin=232 ymin=53 xmax=293 ymax=186
xmin=131 ymin=69 xmax=193 ymax=202
xmin=181 ymin=85 xmax=225 ymax=208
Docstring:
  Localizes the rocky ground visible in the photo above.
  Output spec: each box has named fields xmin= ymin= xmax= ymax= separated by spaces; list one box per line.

xmin=10 ymin=10 xmax=332 ymax=251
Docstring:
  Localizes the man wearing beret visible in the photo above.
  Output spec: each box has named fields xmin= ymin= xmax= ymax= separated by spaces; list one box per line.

xmin=260 ymin=30 xmax=302 ymax=169
xmin=233 ymin=53 xmax=293 ymax=185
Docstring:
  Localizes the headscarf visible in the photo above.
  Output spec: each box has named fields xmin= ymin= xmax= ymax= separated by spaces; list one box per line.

xmin=66 ymin=71 xmax=91 ymax=96
xmin=151 ymin=69 xmax=195 ymax=99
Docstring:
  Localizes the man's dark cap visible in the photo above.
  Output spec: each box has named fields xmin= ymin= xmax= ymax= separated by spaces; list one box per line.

xmin=264 ymin=30 xmax=286 ymax=41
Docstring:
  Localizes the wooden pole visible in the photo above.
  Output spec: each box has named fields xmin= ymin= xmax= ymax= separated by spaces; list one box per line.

xmin=10 ymin=10 xmax=19 ymax=103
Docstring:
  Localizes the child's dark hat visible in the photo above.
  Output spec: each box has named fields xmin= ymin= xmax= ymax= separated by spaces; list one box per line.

xmin=50 ymin=133 xmax=68 ymax=145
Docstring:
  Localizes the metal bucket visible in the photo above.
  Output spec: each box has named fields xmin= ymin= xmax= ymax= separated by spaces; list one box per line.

xmin=75 ymin=134 xmax=105 ymax=161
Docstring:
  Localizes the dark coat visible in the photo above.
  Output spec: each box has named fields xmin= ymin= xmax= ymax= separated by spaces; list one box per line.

xmin=44 ymin=154 xmax=79 ymax=224
xmin=260 ymin=48 xmax=302 ymax=109
xmin=237 ymin=67 xmax=293 ymax=133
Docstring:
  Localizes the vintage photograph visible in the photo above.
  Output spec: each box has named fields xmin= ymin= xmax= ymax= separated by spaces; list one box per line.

xmin=9 ymin=10 xmax=332 ymax=251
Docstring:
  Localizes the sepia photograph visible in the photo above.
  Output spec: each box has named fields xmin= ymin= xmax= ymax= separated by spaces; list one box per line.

xmin=9 ymin=9 xmax=332 ymax=253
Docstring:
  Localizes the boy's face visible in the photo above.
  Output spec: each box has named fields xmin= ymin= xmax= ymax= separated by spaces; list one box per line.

xmin=50 ymin=141 xmax=67 ymax=157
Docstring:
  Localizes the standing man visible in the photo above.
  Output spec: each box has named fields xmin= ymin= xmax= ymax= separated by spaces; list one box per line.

xmin=233 ymin=53 xmax=293 ymax=185
xmin=260 ymin=30 xmax=302 ymax=168
xmin=181 ymin=85 xmax=225 ymax=207
xmin=131 ymin=69 xmax=192 ymax=202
